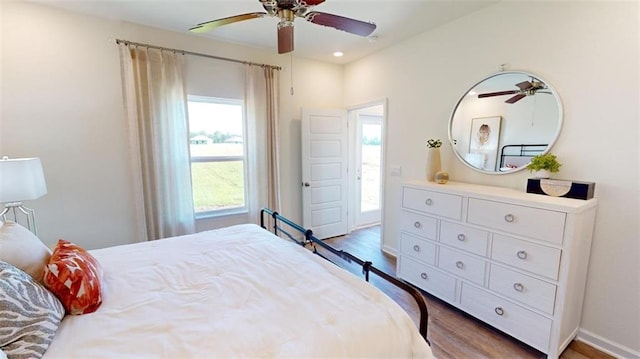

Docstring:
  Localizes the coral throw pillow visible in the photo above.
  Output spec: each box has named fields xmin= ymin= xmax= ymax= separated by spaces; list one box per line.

xmin=43 ymin=239 xmax=103 ymax=315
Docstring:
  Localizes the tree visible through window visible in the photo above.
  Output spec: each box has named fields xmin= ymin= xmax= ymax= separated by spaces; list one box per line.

xmin=187 ymin=96 xmax=246 ymax=216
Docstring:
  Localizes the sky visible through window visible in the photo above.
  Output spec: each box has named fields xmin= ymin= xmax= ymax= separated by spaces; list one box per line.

xmin=362 ymin=123 xmax=381 ymax=143
xmin=188 ymin=101 xmax=243 ymax=136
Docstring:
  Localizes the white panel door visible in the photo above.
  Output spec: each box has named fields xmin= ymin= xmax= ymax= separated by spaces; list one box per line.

xmin=301 ymin=108 xmax=348 ymax=239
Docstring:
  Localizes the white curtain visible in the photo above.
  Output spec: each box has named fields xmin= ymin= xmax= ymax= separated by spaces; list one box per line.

xmin=264 ymin=67 xmax=282 ymax=213
xmin=118 ymin=43 xmax=195 ymax=240
xmin=244 ymin=65 xmax=281 ymax=223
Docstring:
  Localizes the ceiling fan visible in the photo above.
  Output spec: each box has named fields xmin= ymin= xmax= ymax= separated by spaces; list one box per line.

xmin=477 ymin=79 xmax=548 ymax=104
xmin=189 ymin=0 xmax=377 ymax=54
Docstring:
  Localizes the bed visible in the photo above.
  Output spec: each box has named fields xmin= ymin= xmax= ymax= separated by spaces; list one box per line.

xmin=1 ymin=210 xmax=432 ymax=358
xmin=498 ymin=143 xmax=547 ymax=171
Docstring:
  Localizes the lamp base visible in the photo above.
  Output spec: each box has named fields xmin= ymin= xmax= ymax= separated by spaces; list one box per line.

xmin=1 ymin=202 xmax=39 ymax=235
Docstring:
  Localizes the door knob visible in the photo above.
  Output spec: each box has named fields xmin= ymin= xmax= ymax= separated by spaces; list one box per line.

xmin=303 ymin=182 xmax=310 ymax=187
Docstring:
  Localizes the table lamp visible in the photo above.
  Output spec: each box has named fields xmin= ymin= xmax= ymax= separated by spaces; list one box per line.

xmin=0 ymin=157 xmax=47 ymax=235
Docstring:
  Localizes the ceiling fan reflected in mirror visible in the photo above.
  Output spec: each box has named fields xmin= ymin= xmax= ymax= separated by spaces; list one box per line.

xmin=189 ymin=0 xmax=377 ymax=54
xmin=478 ymin=78 xmax=549 ymax=104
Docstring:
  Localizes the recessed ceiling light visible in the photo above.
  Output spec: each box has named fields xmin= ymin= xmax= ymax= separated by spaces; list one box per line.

xmin=333 ymin=51 xmax=344 ymax=57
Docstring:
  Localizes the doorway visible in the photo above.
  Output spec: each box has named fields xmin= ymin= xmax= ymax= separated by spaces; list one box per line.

xmin=348 ymin=101 xmax=386 ymax=235
xmin=300 ymin=100 xmax=386 ymax=243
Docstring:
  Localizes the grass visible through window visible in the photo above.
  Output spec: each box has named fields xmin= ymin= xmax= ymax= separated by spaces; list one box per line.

xmin=191 ymin=161 xmax=244 ymax=213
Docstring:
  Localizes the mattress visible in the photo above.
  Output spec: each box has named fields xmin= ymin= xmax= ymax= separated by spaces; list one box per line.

xmin=44 ymin=223 xmax=432 ymax=358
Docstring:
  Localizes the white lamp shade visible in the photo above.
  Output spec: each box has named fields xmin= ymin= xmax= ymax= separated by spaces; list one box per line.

xmin=0 ymin=157 xmax=47 ymax=203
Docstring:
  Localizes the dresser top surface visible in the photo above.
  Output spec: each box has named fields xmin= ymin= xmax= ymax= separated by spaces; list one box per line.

xmin=403 ymin=180 xmax=597 ymax=212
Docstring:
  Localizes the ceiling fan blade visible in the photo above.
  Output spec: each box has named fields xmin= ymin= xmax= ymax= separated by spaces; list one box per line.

xmin=477 ymin=90 xmax=519 ymax=98
xmin=515 ymin=81 xmax=534 ymax=91
xmin=190 ymin=12 xmax=266 ymax=33
xmin=305 ymin=11 xmax=376 ymax=36
xmin=505 ymin=93 xmax=527 ymax=104
xmin=278 ymin=24 xmax=294 ymax=54
xmin=302 ymin=0 xmax=326 ymax=5
xmin=292 ymin=0 xmax=326 ymax=16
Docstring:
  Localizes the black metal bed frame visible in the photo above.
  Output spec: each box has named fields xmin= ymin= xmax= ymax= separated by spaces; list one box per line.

xmin=499 ymin=144 xmax=547 ymax=170
xmin=260 ymin=208 xmax=429 ymax=344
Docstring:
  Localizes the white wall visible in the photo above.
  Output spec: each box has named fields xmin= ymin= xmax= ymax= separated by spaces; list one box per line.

xmin=0 ymin=1 xmax=343 ymax=248
xmin=344 ymin=1 xmax=639 ymax=357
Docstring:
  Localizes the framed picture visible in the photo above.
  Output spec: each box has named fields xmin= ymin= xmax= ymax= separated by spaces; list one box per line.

xmin=468 ymin=116 xmax=501 ymax=171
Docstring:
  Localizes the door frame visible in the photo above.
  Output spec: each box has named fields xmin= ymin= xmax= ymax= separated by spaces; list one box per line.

xmin=346 ymin=99 xmax=388 ymax=246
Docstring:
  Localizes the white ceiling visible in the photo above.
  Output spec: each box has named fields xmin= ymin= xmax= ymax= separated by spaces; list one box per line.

xmin=31 ymin=0 xmax=498 ymax=64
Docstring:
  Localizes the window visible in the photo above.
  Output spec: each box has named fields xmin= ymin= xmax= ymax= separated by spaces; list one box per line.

xmin=187 ymin=96 xmax=247 ymax=217
xmin=360 ymin=121 xmax=382 ymax=212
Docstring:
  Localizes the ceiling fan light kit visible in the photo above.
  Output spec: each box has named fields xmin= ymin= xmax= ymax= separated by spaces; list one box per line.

xmin=190 ymin=0 xmax=376 ymax=54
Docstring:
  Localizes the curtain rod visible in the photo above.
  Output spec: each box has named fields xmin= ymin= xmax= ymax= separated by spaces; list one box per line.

xmin=116 ymin=39 xmax=282 ymax=71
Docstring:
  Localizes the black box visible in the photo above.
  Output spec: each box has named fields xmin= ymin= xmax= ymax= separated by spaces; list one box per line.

xmin=527 ymin=178 xmax=595 ymax=200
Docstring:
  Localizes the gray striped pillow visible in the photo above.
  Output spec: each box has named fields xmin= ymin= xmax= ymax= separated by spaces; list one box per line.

xmin=0 ymin=261 xmax=64 ymax=359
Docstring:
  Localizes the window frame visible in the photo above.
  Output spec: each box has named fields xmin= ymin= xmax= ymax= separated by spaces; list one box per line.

xmin=187 ymin=95 xmax=249 ymax=219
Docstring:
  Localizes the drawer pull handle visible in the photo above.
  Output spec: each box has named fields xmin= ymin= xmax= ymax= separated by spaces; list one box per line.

xmin=504 ymin=214 xmax=515 ymax=223
xmin=494 ymin=307 xmax=505 ymax=316
xmin=516 ymin=250 xmax=528 ymax=260
xmin=457 ymin=233 xmax=466 ymax=241
xmin=413 ymin=245 xmax=421 ymax=252
xmin=414 ymin=221 xmax=422 ymax=229
xmin=513 ymin=283 xmax=525 ymax=292
xmin=420 ymin=272 xmax=428 ymax=280
xmin=455 ymin=261 xmax=464 ymax=269
xmin=425 ymin=198 xmax=433 ymax=206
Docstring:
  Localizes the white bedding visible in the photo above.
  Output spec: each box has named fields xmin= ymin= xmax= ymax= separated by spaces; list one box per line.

xmin=44 ymin=224 xmax=432 ymax=358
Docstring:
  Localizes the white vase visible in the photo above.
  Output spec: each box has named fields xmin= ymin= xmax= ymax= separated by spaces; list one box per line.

xmin=426 ymin=148 xmax=442 ymax=182
xmin=534 ymin=169 xmax=551 ymax=179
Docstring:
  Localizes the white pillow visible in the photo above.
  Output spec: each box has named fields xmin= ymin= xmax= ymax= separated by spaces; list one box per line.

xmin=0 ymin=221 xmax=51 ymax=282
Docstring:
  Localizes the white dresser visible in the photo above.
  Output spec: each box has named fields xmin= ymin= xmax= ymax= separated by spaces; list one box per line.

xmin=396 ymin=180 xmax=597 ymax=358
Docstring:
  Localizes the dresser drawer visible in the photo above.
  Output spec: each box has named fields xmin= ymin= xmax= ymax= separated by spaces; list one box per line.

xmin=400 ymin=210 xmax=437 ymax=240
xmin=460 ymin=283 xmax=552 ymax=352
xmin=489 ymin=264 xmax=557 ymax=315
xmin=400 ymin=233 xmax=436 ymax=265
xmin=491 ymin=234 xmax=561 ymax=280
xmin=438 ymin=246 xmax=486 ymax=285
xmin=467 ymin=198 xmax=566 ymax=244
xmin=398 ymin=256 xmax=457 ymax=302
xmin=403 ymin=187 xmax=462 ymax=220
xmin=440 ymin=221 xmax=489 ymax=256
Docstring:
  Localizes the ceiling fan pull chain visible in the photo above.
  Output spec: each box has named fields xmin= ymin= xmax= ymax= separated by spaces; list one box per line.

xmin=290 ymin=53 xmax=294 ymax=96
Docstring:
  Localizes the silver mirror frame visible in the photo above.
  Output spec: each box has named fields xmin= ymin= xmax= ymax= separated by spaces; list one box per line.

xmin=447 ymin=70 xmax=564 ymax=175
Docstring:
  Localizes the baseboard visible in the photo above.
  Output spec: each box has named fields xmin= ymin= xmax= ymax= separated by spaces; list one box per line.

xmin=381 ymin=245 xmax=397 ymax=257
xmin=577 ymin=328 xmax=640 ymax=359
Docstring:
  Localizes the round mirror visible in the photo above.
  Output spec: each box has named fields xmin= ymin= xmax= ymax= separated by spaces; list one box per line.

xmin=448 ymin=71 xmax=563 ymax=174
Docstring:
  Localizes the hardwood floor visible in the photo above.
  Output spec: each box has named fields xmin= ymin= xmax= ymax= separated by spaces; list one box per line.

xmin=317 ymin=226 xmax=613 ymax=359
